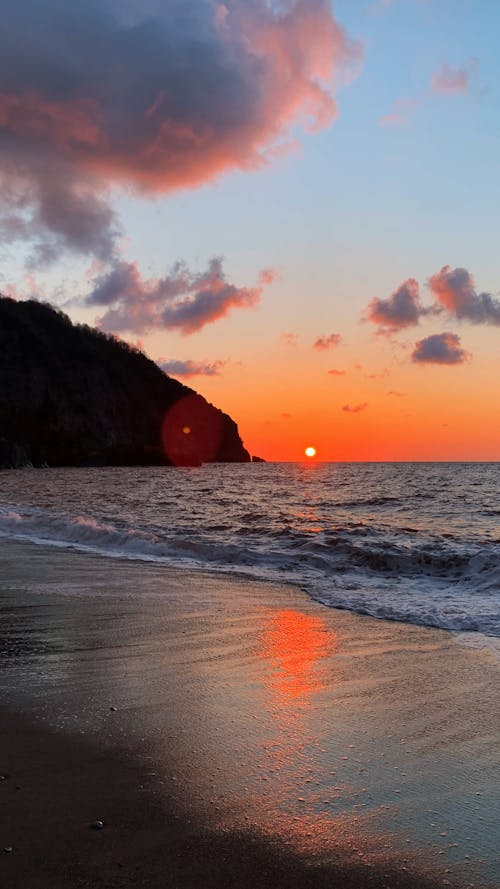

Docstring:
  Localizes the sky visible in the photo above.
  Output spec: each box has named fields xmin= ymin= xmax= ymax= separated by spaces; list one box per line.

xmin=1 ymin=0 xmax=499 ymax=461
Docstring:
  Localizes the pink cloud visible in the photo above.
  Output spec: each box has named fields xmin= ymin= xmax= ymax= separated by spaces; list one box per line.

xmin=327 ymin=368 xmax=346 ymax=376
xmin=313 ymin=332 xmax=342 ymax=350
xmin=379 ymin=97 xmax=421 ymax=127
xmin=281 ymin=332 xmax=299 ymax=347
xmin=86 ymin=257 xmax=275 ymax=335
xmin=432 ymin=63 xmax=474 ymax=95
xmin=427 ymin=266 xmax=500 ymax=325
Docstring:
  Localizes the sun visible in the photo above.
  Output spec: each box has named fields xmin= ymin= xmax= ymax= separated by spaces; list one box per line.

xmin=305 ymin=446 xmax=317 ymax=458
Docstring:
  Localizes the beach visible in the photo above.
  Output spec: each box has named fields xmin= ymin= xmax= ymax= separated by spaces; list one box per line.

xmin=1 ymin=539 xmax=498 ymax=888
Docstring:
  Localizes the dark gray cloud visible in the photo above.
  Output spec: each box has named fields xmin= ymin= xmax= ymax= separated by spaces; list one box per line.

xmin=0 ymin=0 xmax=360 ymax=264
xmin=158 ymin=358 xmax=228 ymax=378
xmin=411 ymin=332 xmax=469 ymax=365
xmin=85 ymin=257 xmax=274 ymax=334
xmin=364 ymin=278 xmax=430 ymax=333
xmin=427 ymin=266 xmax=500 ymax=325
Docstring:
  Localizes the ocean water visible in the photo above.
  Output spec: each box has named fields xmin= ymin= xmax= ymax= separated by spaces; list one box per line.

xmin=0 ymin=462 xmax=498 ymax=637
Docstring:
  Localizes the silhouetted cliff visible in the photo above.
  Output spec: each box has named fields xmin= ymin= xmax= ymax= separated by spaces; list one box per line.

xmin=0 ymin=298 xmax=250 ymax=468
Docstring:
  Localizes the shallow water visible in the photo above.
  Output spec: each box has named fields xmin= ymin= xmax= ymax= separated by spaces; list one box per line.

xmin=0 ymin=462 xmax=498 ymax=635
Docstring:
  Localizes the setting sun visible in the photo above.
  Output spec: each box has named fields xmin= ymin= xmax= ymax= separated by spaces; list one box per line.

xmin=305 ymin=446 xmax=317 ymax=458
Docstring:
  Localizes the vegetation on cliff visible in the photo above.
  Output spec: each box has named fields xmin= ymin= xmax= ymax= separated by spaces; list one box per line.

xmin=0 ymin=298 xmax=250 ymax=467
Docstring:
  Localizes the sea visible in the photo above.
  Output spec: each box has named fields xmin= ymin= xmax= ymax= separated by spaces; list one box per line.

xmin=0 ymin=462 xmax=499 ymax=640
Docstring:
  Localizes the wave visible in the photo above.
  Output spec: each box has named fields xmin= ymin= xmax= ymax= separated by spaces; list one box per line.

xmin=0 ymin=503 xmax=499 ymax=638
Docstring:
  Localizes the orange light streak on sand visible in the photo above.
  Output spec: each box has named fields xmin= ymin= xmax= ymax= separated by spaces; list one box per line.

xmin=260 ymin=609 xmax=334 ymax=707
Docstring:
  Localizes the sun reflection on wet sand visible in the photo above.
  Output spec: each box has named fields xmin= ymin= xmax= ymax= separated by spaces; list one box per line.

xmin=254 ymin=609 xmax=382 ymax=859
xmin=261 ymin=609 xmax=334 ymax=707
xmin=256 ymin=609 xmax=336 ymax=805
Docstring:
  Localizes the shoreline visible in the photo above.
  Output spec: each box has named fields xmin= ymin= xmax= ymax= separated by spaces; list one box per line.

xmin=1 ymin=539 xmax=499 ymax=887
xmin=1 ymin=529 xmax=498 ymax=657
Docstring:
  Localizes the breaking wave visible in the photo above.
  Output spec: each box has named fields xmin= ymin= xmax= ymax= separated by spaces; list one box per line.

xmin=1 ymin=460 xmax=499 ymax=638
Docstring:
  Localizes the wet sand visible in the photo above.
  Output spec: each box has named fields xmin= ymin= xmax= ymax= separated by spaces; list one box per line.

xmin=1 ymin=540 xmax=499 ymax=888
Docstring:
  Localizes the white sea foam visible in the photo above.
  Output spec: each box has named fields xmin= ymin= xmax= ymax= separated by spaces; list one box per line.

xmin=0 ymin=462 xmax=498 ymax=637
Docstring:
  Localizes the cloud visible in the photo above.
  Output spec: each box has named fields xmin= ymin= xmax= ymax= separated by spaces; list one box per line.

xmin=386 ymin=390 xmax=406 ymax=397
xmin=364 ymin=278 xmax=430 ymax=333
xmin=365 ymin=368 xmax=389 ymax=380
xmin=381 ymin=60 xmax=474 ymax=128
xmin=158 ymin=358 xmax=228 ymax=378
xmin=85 ymin=257 xmax=274 ymax=335
xmin=379 ymin=97 xmax=421 ymax=127
xmin=327 ymin=368 xmax=346 ymax=376
xmin=0 ymin=0 xmax=361 ymax=264
xmin=313 ymin=332 xmax=342 ymax=350
xmin=427 ymin=266 xmax=500 ymax=325
xmin=281 ymin=332 xmax=299 ymax=347
xmin=342 ymin=402 xmax=368 ymax=413
xmin=431 ymin=62 xmax=474 ymax=95
xmin=411 ymin=332 xmax=469 ymax=365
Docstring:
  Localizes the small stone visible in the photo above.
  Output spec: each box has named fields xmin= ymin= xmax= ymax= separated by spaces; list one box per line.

xmin=90 ymin=820 xmax=105 ymax=830
xmin=110 ymin=706 xmax=117 ymax=712
xmin=3 ymin=847 xmax=13 ymax=854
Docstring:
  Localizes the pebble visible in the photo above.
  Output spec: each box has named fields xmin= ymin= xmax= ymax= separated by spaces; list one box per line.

xmin=3 ymin=847 xmax=13 ymax=854
xmin=110 ymin=706 xmax=117 ymax=712
xmin=90 ymin=820 xmax=105 ymax=830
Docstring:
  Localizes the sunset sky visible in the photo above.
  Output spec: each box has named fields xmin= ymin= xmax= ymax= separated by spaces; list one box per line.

xmin=1 ymin=0 xmax=499 ymax=460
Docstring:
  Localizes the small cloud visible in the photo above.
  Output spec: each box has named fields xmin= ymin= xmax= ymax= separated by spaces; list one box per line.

xmin=364 ymin=278 xmax=431 ymax=333
xmin=313 ymin=332 xmax=342 ymax=351
xmin=158 ymin=358 xmax=229 ymax=378
xmin=281 ymin=332 xmax=299 ymax=347
xmin=379 ymin=97 xmax=421 ymax=127
xmin=427 ymin=265 xmax=500 ymax=325
xmin=432 ymin=62 xmax=475 ymax=95
xmin=328 ymin=368 xmax=346 ymax=376
xmin=342 ymin=402 xmax=368 ymax=413
xmin=411 ymin=332 xmax=470 ymax=365
xmin=365 ymin=368 xmax=390 ymax=380
xmin=386 ymin=390 xmax=407 ymax=397
xmin=281 ymin=412 xmax=292 ymax=419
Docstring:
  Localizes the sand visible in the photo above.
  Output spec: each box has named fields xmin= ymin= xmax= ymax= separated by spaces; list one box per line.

xmin=0 ymin=539 xmax=499 ymax=888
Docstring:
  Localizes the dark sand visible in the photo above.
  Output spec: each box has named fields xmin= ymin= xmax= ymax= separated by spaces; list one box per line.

xmin=1 ymin=541 xmax=499 ymax=888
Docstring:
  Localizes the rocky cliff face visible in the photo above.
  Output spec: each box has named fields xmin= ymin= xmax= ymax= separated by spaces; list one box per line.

xmin=0 ymin=297 xmax=250 ymax=467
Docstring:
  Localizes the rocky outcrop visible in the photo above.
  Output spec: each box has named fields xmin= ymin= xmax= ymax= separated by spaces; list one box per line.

xmin=0 ymin=297 xmax=250 ymax=467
